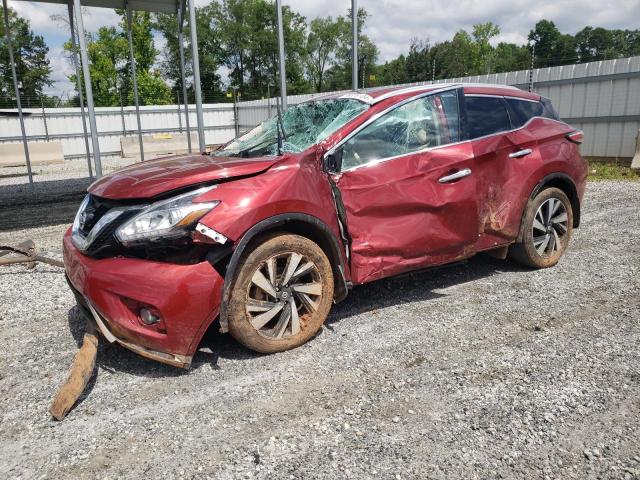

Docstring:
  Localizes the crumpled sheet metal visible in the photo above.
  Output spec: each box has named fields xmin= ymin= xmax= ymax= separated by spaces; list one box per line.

xmin=335 ymin=146 xmax=478 ymax=284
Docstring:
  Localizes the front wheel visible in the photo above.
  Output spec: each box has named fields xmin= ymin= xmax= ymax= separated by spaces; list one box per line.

xmin=510 ymin=187 xmax=574 ymax=268
xmin=227 ymin=233 xmax=334 ymax=353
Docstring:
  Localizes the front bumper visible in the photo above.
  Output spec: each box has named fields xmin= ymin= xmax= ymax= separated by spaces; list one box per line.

xmin=63 ymin=229 xmax=224 ymax=368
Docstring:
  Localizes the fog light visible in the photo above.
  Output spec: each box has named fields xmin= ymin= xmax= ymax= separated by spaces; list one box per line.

xmin=140 ymin=308 xmax=161 ymax=325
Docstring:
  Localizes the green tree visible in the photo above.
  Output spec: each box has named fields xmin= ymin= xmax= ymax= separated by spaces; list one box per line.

xmin=128 ymin=69 xmax=173 ymax=105
xmin=528 ymin=20 xmax=577 ymax=67
xmin=472 ymin=22 xmax=500 ymax=73
xmin=216 ymin=0 xmax=307 ymax=99
xmin=443 ymin=30 xmax=476 ymax=77
xmin=305 ymin=16 xmax=342 ymax=92
xmin=492 ymin=42 xmax=530 ymax=73
xmin=575 ymin=26 xmax=617 ymax=62
xmin=324 ymin=8 xmax=378 ymax=90
xmin=153 ymin=5 xmax=227 ymax=103
xmin=376 ymin=54 xmax=409 ymax=86
xmin=65 ymin=10 xmax=172 ymax=106
xmin=405 ymin=39 xmax=433 ymax=81
xmin=151 ymin=12 xmax=189 ymax=101
xmin=0 ymin=7 xmax=51 ymax=107
xmin=74 ymin=25 xmax=125 ymax=107
xmin=194 ymin=3 xmax=226 ymax=102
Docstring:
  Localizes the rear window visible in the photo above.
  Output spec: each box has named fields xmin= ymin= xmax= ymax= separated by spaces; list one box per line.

xmin=464 ymin=96 xmax=511 ymax=139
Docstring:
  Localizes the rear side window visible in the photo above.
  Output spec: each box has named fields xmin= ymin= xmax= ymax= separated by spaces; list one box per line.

xmin=540 ymin=97 xmax=560 ymax=120
xmin=464 ymin=96 xmax=511 ymax=139
xmin=506 ymin=98 xmax=543 ymax=127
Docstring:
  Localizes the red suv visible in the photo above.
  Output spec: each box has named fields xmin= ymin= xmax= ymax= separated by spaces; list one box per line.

xmin=64 ymin=84 xmax=587 ymax=368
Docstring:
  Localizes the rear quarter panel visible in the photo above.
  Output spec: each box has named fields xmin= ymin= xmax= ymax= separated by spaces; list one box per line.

xmin=503 ymin=118 xmax=585 ymax=240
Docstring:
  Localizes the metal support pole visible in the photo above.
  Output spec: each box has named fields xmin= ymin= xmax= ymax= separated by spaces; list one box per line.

xmin=2 ymin=0 xmax=33 ymax=185
xmin=126 ymin=2 xmax=144 ymax=161
xmin=177 ymin=0 xmax=192 ymax=153
xmin=73 ymin=0 xmax=102 ymax=177
xmin=67 ymin=0 xmax=92 ymax=179
xmin=119 ymin=89 xmax=126 ymax=136
xmin=40 ymin=98 xmax=50 ymax=141
xmin=275 ymin=0 xmax=287 ymax=110
xmin=177 ymin=91 xmax=182 ymax=133
xmin=188 ymin=0 xmax=206 ymax=153
xmin=351 ymin=0 xmax=358 ymax=91
xmin=267 ymin=84 xmax=272 ymax=118
xmin=233 ymin=88 xmax=239 ymax=137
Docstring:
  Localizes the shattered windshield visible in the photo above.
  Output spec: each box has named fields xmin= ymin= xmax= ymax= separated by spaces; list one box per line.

xmin=213 ymin=98 xmax=368 ymax=158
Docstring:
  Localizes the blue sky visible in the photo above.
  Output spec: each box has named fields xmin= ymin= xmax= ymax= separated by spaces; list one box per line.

xmin=9 ymin=0 xmax=640 ymax=95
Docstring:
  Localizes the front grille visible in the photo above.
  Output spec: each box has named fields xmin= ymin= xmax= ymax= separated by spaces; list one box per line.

xmin=85 ymin=209 xmax=141 ymax=257
xmin=79 ymin=195 xmax=113 ymax=236
xmin=79 ymin=195 xmax=146 ymax=258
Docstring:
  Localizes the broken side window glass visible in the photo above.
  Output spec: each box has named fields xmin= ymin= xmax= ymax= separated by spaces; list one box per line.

xmin=213 ymin=99 xmax=368 ymax=158
xmin=341 ymin=90 xmax=460 ymax=170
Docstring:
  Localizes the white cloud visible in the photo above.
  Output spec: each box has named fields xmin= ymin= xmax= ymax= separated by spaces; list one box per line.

xmin=284 ymin=0 xmax=640 ymax=61
xmin=10 ymin=1 xmax=120 ymax=35
xmin=44 ymin=46 xmax=75 ymax=96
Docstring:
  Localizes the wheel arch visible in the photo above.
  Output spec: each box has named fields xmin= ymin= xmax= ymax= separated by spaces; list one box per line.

xmin=218 ymin=213 xmax=349 ymax=333
xmin=517 ymin=173 xmax=581 ymax=242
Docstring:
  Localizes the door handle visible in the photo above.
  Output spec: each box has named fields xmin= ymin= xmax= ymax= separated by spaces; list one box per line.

xmin=509 ymin=148 xmax=533 ymax=158
xmin=438 ymin=168 xmax=472 ymax=183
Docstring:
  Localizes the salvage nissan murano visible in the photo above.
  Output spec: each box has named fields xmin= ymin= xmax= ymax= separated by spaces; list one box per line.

xmin=64 ymin=83 xmax=587 ymax=367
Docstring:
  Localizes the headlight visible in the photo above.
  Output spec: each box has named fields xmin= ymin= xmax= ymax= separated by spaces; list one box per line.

xmin=116 ymin=186 xmax=219 ymax=244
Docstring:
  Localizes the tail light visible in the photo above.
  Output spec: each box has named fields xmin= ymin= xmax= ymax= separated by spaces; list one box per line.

xmin=566 ymin=131 xmax=583 ymax=144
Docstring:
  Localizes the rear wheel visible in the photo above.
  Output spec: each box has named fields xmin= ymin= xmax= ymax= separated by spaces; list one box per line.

xmin=510 ymin=187 xmax=573 ymax=268
xmin=227 ymin=233 xmax=334 ymax=353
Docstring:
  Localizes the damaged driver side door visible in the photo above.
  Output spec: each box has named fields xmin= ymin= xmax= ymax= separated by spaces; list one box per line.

xmin=328 ymin=89 xmax=479 ymax=284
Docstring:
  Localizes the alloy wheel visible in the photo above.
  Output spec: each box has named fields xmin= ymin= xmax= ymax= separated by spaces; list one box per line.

xmin=245 ymin=252 xmax=323 ymax=339
xmin=531 ymin=197 xmax=569 ymax=257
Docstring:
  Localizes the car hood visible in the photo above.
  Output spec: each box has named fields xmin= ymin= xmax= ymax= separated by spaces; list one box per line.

xmin=88 ymin=153 xmax=279 ymax=199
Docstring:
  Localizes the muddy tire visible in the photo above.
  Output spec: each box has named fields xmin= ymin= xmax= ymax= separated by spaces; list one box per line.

xmin=227 ymin=233 xmax=334 ymax=353
xmin=510 ymin=187 xmax=573 ymax=268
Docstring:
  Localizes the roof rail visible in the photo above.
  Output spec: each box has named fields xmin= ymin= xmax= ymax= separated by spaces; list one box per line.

xmin=367 ymin=82 xmax=521 ymax=104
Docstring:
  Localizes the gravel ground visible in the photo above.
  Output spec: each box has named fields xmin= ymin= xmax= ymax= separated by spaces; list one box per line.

xmin=0 ymin=181 xmax=638 ymax=479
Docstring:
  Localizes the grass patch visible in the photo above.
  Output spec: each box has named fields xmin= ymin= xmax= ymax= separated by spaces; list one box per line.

xmin=587 ymin=162 xmax=640 ymax=181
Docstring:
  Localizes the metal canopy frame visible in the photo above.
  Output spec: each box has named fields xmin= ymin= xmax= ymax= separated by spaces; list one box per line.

xmin=3 ymin=0 xmax=361 ymax=184
xmin=351 ymin=0 xmax=358 ymax=91
xmin=3 ymin=0 xmax=206 ymax=183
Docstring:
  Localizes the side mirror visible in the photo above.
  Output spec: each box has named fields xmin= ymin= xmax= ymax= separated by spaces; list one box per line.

xmin=323 ymin=148 xmax=343 ymax=173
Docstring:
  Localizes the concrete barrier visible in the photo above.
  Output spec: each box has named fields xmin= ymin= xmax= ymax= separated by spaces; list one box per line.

xmin=120 ymin=132 xmax=198 ymax=159
xmin=632 ymin=130 xmax=640 ymax=172
xmin=0 ymin=141 xmax=64 ymax=167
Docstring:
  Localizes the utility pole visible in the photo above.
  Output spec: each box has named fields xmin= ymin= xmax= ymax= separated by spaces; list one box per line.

xmin=528 ymin=41 xmax=536 ymax=92
xmin=432 ymin=58 xmax=436 ymax=82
